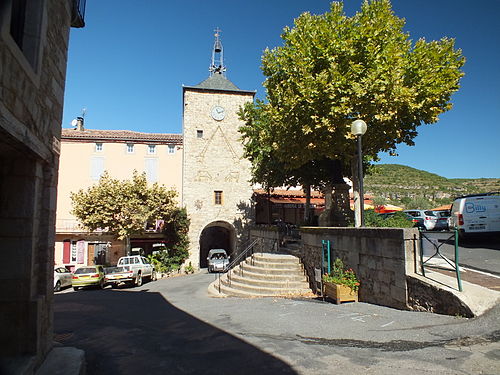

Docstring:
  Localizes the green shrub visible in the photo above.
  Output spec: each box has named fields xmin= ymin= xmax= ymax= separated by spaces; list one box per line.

xmin=364 ymin=209 xmax=414 ymax=228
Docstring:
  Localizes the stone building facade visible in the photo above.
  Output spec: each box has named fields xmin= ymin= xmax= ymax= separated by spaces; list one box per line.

xmin=0 ymin=0 xmax=85 ymax=373
xmin=182 ymin=38 xmax=255 ymax=268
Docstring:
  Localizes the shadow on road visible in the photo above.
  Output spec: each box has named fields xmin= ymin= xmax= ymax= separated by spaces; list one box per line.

xmin=54 ymin=289 xmax=297 ymax=375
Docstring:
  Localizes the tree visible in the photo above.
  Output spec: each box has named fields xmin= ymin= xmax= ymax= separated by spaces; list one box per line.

xmin=71 ymin=172 xmax=189 ymax=260
xmin=239 ymin=0 xmax=465 ymax=224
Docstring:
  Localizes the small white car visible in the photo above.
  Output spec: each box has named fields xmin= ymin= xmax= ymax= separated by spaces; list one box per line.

xmin=207 ymin=249 xmax=230 ymax=273
xmin=54 ymin=266 xmax=72 ymax=292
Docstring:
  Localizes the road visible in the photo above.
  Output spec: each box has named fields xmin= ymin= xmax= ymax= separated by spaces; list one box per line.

xmin=54 ymin=273 xmax=500 ymax=375
xmin=420 ymin=231 xmax=500 ymax=276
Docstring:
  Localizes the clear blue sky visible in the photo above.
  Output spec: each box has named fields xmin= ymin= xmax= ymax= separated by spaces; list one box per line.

xmin=62 ymin=0 xmax=500 ymax=179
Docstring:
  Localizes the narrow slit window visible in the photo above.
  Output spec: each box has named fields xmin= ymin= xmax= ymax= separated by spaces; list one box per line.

xmin=214 ymin=191 xmax=223 ymax=205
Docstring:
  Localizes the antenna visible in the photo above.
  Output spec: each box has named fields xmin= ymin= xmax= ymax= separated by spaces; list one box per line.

xmin=209 ymin=28 xmax=226 ymax=76
xmin=81 ymin=107 xmax=87 ymax=118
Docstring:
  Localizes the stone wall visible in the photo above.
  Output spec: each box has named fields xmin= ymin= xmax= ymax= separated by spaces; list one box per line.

xmin=251 ymin=226 xmax=420 ymax=310
xmin=0 ymin=1 xmax=73 ymax=372
xmin=182 ymin=88 xmax=255 ymax=268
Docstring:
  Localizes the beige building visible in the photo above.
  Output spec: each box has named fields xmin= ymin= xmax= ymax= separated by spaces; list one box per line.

xmin=55 ymin=125 xmax=183 ymax=269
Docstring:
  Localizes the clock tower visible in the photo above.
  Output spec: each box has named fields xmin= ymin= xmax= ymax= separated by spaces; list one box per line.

xmin=182 ymin=30 xmax=256 ymax=269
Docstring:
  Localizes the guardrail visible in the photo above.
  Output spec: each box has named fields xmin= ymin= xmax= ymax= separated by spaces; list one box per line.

xmin=419 ymin=229 xmax=462 ymax=291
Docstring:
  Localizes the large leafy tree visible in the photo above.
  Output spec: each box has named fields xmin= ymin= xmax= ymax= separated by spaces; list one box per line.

xmin=71 ymin=171 xmax=186 ymax=243
xmin=240 ymin=0 xmax=465 ymax=220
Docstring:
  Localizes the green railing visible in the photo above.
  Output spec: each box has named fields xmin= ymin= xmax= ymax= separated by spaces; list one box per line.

xmin=419 ymin=229 xmax=462 ymax=292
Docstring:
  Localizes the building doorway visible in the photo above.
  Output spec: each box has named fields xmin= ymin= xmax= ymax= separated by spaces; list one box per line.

xmin=199 ymin=221 xmax=234 ymax=268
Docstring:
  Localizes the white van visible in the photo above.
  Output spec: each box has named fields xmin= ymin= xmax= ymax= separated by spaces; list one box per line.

xmin=449 ymin=193 xmax=500 ymax=238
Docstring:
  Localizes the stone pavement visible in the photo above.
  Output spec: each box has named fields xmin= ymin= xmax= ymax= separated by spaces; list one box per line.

xmin=51 ymin=272 xmax=500 ymax=375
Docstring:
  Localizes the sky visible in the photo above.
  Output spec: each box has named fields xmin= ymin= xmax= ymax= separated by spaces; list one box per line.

xmin=62 ymin=0 xmax=500 ymax=180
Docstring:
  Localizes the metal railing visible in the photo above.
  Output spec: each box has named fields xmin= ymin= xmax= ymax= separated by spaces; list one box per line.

xmin=419 ymin=229 xmax=462 ymax=291
xmin=217 ymin=238 xmax=263 ymax=293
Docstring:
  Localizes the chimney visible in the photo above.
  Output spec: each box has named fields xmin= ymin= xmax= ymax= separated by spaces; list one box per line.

xmin=76 ymin=116 xmax=84 ymax=131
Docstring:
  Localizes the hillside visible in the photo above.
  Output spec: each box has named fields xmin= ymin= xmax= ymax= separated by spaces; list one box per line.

xmin=364 ymin=164 xmax=500 ymax=209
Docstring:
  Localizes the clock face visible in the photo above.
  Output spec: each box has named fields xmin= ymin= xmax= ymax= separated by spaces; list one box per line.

xmin=211 ymin=106 xmax=225 ymax=121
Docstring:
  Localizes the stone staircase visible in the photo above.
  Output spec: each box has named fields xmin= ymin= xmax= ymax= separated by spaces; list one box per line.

xmin=208 ymin=252 xmax=313 ymax=297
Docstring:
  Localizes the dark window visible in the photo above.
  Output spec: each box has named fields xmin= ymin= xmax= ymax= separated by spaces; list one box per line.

xmin=197 ymin=130 xmax=203 ymax=138
xmin=9 ymin=0 xmax=45 ymax=70
xmin=214 ymin=191 xmax=223 ymax=205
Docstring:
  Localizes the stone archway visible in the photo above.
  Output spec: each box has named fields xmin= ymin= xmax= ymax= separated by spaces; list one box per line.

xmin=199 ymin=221 xmax=235 ymax=268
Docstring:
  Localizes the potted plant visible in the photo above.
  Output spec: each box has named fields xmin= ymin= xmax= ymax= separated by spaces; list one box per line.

xmin=322 ymin=258 xmax=360 ymax=304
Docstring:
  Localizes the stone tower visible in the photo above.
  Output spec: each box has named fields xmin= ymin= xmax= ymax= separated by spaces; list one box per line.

xmin=182 ymin=30 xmax=255 ymax=269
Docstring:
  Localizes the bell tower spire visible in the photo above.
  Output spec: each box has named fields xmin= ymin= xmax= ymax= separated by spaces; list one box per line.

xmin=209 ymin=28 xmax=226 ymax=76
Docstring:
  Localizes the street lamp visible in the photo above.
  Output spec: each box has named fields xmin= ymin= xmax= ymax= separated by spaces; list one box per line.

xmin=351 ymin=119 xmax=367 ymax=227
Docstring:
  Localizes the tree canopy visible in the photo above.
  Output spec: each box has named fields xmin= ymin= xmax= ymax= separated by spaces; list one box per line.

xmin=239 ymin=0 xmax=465 ymax=175
xmin=71 ymin=171 xmax=182 ymax=241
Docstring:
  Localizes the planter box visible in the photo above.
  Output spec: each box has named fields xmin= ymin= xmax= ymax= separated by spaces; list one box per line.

xmin=324 ymin=282 xmax=358 ymax=304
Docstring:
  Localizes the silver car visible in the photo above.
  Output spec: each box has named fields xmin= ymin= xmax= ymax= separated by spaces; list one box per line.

xmin=207 ymin=249 xmax=230 ymax=273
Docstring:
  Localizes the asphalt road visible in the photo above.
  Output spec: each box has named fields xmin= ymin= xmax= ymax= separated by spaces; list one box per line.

xmin=420 ymin=231 xmax=500 ymax=276
xmin=54 ymin=273 xmax=500 ymax=375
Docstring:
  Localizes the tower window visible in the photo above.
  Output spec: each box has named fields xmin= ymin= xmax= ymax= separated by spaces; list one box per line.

xmin=197 ymin=130 xmax=203 ymax=138
xmin=126 ymin=143 xmax=134 ymax=153
xmin=95 ymin=143 xmax=103 ymax=152
xmin=214 ymin=191 xmax=223 ymax=205
xmin=148 ymin=145 xmax=156 ymax=154
xmin=168 ymin=145 xmax=175 ymax=154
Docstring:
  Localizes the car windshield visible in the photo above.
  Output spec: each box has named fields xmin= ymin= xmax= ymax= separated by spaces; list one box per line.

xmin=74 ymin=267 xmax=97 ymax=274
xmin=210 ymin=252 xmax=227 ymax=259
xmin=424 ymin=211 xmax=436 ymax=216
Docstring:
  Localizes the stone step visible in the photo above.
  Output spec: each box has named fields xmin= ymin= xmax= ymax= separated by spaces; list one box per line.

xmin=239 ymin=262 xmax=302 ymax=275
xmin=231 ymin=267 xmax=307 ymax=282
xmin=251 ymin=253 xmax=302 ymax=264
xmin=247 ymin=258 xmax=304 ymax=270
xmin=228 ymin=272 xmax=309 ymax=288
xmin=220 ymin=278 xmax=311 ymax=296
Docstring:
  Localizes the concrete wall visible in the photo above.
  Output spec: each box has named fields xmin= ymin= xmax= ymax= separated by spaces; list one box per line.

xmin=251 ymin=226 xmax=420 ymax=310
xmin=0 ymin=0 xmax=73 ymax=372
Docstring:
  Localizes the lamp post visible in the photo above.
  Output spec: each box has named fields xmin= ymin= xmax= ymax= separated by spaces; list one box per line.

xmin=351 ymin=119 xmax=367 ymax=227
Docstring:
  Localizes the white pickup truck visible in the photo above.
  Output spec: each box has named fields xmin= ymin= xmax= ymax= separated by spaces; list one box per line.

xmin=106 ymin=255 xmax=155 ymax=287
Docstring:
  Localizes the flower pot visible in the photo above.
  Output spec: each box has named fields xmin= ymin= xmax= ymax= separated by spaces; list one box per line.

xmin=324 ymin=281 xmax=358 ymax=304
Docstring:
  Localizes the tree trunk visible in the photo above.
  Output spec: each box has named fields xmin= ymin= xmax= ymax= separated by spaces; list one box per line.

xmin=303 ymin=184 xmax=312 ymax=225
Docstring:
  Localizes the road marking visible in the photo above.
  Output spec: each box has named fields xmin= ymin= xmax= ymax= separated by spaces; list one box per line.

xmin=381 ymin=321 xmax=395 ymax=328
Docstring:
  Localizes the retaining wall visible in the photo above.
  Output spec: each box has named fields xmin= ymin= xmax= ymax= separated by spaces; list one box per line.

xmin=251 ymin=226 xmax=420 ymax=310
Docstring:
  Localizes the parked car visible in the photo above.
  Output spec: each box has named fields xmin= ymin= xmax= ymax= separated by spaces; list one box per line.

xmin=116 ymin=255 xmax=155 ymax=287
xmin=207 ymin=249 xmax=230 ymax=273
xmin=72 ymin=265 xmax=106 ymax=291
xmin=449 ymin=192 xmax=500 ymax=238
xmin=54 ymin=266 xmax=72 ymax=292
xmin=403 ymin=210 xmax=438 ymax=230
xmin=433 ymin=210 xmax=451 ymax=231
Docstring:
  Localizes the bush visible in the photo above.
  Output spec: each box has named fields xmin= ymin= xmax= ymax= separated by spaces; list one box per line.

xmin=364 ymin=209 xmax=414 ymax=228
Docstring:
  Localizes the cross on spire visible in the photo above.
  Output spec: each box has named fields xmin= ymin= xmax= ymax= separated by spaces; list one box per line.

xmin=209 ymin=27 xmax=226 ymax=76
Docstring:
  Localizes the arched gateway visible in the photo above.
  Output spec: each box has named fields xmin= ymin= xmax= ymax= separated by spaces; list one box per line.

xmin=199 ymin=221 xmax=235 ymax=268
xmin=182 ymin=30 xmax=255 ymax=269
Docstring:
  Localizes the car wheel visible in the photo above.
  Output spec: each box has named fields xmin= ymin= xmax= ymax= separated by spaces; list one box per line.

xmin=111 ymin=283 xmax=117 ymax=289
xmin=73 ymin=287 xmax=79 ymax=291
xmin=136 ymin=274 xmax=142 ymax=287
xmin=54 ymin=281 xmax=61 ymax=292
